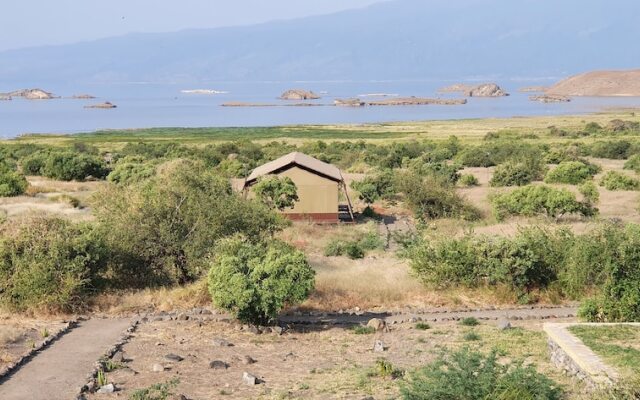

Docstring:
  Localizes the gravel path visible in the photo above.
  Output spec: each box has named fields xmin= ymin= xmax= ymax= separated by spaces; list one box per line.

xmin=0 ymin=318 xmax=131 ymax=400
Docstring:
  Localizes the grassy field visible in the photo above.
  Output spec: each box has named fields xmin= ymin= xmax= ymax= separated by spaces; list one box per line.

xmin=8 ymin=110 xmax=640 ymax=148
xmin=569 ymin=325 xmax=640 ymax=378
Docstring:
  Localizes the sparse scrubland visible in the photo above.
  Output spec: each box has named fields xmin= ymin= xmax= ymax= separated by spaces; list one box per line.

xmin=2 ymin=112 xmax=640 ymax=398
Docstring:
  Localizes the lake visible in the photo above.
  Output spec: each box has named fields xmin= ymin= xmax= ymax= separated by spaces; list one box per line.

xmin=2 ymin=79 xmax=640 ymax=138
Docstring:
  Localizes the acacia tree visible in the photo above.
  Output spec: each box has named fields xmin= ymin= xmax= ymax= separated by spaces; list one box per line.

xmin=252 ymin=175 xmax=299 ymax=211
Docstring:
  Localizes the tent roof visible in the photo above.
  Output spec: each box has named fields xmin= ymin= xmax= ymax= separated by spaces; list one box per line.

xmin=245 ymin=152 xmax=343 ymax=185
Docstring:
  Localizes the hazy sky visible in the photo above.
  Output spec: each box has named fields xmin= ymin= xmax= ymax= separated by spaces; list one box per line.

xmin=0 ymin=0 xmax=387 ymax=51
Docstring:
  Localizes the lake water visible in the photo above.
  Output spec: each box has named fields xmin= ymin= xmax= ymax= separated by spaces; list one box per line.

xmin=2 ymin=79 xmax=640 ymax=138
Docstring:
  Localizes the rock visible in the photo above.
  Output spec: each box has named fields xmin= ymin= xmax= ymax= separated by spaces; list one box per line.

xmin=466 ymin=83 xmax=509 ymax=97
xmin=152 ymin=363 xmax=166 ymax=372
xmin=177 ymin=314 xmax=189 ymax=321
xmin=209 ymin=360 xmax=228 ymax=370
xmin=438 ymin=83 xmax=474 ymax=93
xmin=373 ymin=340 xmax=386 ymax=353
xmin=241 ymin=355 xmax=256 ymax=365
xmin=97 ymin=383 xmax=116 ymax=393
xmin=497 ymin=319 xmax=512 ymax=330
xmin=242 ymin=371 xmax=259 ymax=385
xmin=172 ymin=395 xmax=188 ymax=400
xmin=334 ymin=98 xmax=365 ymax=107
xmin=84 ymin=101 xmax=117 ymax=109
xmin=272 ymin=326 xmax=284 ymax=335
xmin=111 ymin=351 xmax=125 ymax=363
xmin=366 ymin=318 xmax=387 ymax=332
xmin=70 ymin=94 xmax=96 ymax=99
xmin=165 ymin=353 xmax=184 ymax=362
xmin=247 ymin=325 xmax=261 ymax=335
xmin=529 ymin=94 xmax=571 ymax=103
xmin=0 ymin=95 xmax=11 ymax=101
xmin=365 ymin=97 xmax=466 ymax=106
xmin=283 ymin=352 xmax=297 ymax=361
xmin=212 ymin=338 xmax=233 ymax=347
xmin=280 ymin=89 xmax=320 ymax=100
xmin=7 ymin=88 xmax=57 ymax=100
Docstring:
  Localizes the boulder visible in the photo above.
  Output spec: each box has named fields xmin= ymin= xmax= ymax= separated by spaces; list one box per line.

xmin=366 ymin=318 xmax=387 ymax=332
xmin=165 ymin=353 xmax=184 ymax=362
xmin=242 ymin=371 xmax=259 ymax=385
xmin=152 ymin=363 xmax=166 ymax=372
xmin=212 ymin=338 xmax=233 ymax=347
xmin=279 ymin=89 xmax=320 ymax=100
xmin=97 ymin=383 xmax=116 ymax=394
xmin=84 ymin=101 xmax=117 ymax=109
xmin=209 ymin=360 xmax=228 ymax=370
xmin=334 ymin=98 xmax=365 ymax=107
xmin=373 ymin=340 xmax=386 ymax=353
xmin=529 ymin=94 xmax=571 ymax=103
xmin=8 ymin=88 xmax=57 ymax=99
xmin=497 ymin=319 xmax=512 ymax=330
xmin=111 ymin=351 xmax=125 ymax=363
xmin=241 ymin=355 xmax=256 ymax=365
xmin=466 ymin=83 xmax=509 ymax=97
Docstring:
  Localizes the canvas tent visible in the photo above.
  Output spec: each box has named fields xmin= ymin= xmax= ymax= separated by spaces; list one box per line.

xmin=243 ymin=152 xmax=354 ymax=223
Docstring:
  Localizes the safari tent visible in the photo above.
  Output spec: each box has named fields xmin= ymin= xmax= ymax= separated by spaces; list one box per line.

xmin=242 ymin=152 xmax=354 ymax=223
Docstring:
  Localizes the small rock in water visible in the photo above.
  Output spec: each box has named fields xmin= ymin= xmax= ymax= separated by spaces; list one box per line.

xmin=373 ymin=340 xmax=386 ymax=353
xmin=152 ymin=363 xmax=166 ymax=372
xmin=242 ymin=371 xmax=259 ymax=385
xmin=209 ymin=360 xmax=228 ymax=370
xmin=165 ymin=353 xmax=184 ymax=362
xmin=97 ymin=383 xmax=116 ymax=393
xmin=212 ymin=338 xmax=233 ymax=347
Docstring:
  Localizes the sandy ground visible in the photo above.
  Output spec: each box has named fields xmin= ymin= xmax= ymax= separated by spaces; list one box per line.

xmin=84 ymin=316 xmax=590 ymax=400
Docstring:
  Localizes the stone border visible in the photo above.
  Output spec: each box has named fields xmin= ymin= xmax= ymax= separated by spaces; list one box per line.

xmin=544 ymin=322 xmax=640 ymax=388
xmin=0 ymin=319 xmax=79 ymax=384
xmin=75 ymin=318 xmax=140 ymax=399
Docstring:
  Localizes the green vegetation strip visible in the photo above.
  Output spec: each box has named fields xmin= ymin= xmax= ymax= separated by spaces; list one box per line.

xmin=568 ymin=325 xmax=640 ymax=377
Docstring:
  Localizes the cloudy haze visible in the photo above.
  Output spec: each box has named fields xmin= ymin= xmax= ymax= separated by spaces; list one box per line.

xmin=0 ymin=0 xmax=387 ymax=51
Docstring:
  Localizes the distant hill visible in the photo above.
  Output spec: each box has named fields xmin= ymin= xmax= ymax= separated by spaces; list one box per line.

xmin=547 ymin=70 xmax=640 ymax=96
xmin=1 ymin=0 xmax=639 ymax=84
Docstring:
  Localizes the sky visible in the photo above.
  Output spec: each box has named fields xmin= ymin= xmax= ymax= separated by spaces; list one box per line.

xmin=0 ymin=0 xmax=387 ymax=51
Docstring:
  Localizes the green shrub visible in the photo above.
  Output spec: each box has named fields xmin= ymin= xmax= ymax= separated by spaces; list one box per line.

xmin=415 ymin=322 xmax=431 ymax=330
xmin=344 ymin=242 xmax=365 ymax=259
xmin=207 ymin=237 xmax=315 ymax=325
xmin=459 ymin=174 xmax=479 ymax=187
xmin=0 ymin=217 xmax=107 ymax=312
xmin=323 ymin=240 xmax=344 ymax=257
xmin=579 ymin=181 xmax=600 ymax=204
xmin=400 ymin=348 xmax=563 ymax=400
xmin=490 ymin=159 xmax=545 ymax=187
xmin=20 ymin=151 xmax=49 ymax=175
xmin=395 ymin=172 xmax=481 ymax=221
xmin=0 ymin=165 xmax=28 ymax=197
xmin=599 ymin=171 xmax=640 ymax=191
xmin=588 ymin=140 xmax=633 ymax=159
xmin=107 ymin=157 xmax=156 ymax=185
xmin=463 ymin=331 xmax=481 ymax=341
xmin=623 ymin=154 xmax=640 ymax=173
xmin=129 ymin=378 xmax=180 ymax=400
xmin=460 ymin=317 xmax=480 ymax=326
xmin=492 ymin=185 xmax=596 ymax=221
xmin=544 ymin=161 xmax=598 ymax=184
xmin=43 ymin=152 xmax=108 ymax=181
xmin=351 ymin=170 xmax=395 ymax=204
xmin=372 ymin=358 xmax=404 ymax=379
xmin=252 ymin=175 xmax=299 ymax=211
xmin=578 ymin=224 xmax=640 ymax=322
xmin=94 ymin=159 xmax=287 ymax=287
xmin=351 ymin=326 xmax=376 ymax=335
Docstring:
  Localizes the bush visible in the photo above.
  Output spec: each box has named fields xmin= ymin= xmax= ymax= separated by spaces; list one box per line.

xmin=324 ymin=239 xmax=344 ymax=257
xmin=579 ymin=181 xmax=600 ymax=204
xmin=460 ymin=317 xmax=479 ymax=326
xmin=492 ymin=185 xmax=596 ymax=221
xmin=578 ymin=224 xmax=640 ymax=322
xmin=107 ymin=157 xmax=156 ymax=185
xmin=544 ymin=161 xmax=598 ymax=184
xmin=351 ymin=170 xmax=395 ymax=204
xmin=0 ymin=217 xmax=107 ymax=312
xmin=623 ymin=154 xmax=640 ymax=173
xmin=208 ymin=237 xmax=315 ymax=325
xmin=252 ymin=175 xmax=299 ymax=211
xmin=323 ymin=227 xmax=383 ymax=259
xmin=400 ymin=348 xmax=563 ymax=400
xmin=395 ymin=172 xmax=481 ymax=221
xmin=599 ymin=171 xmax=640 ymax=191
xmin=43 ymin=152 xmax=109 ymax=181
xmin=458 ymin=174 xmax=478 ymax=187
xmin=0 ymin=164 xmax=28 ymax=197
xmin=93 ymin=159 xmax=287 ymax=287
xmin=344 ymin=242 xmax=365 ymax=259
xmin=20 ymin=151 xmax=49 ymax=175
xmin=588 ymin=140 xmax=633 ymax=159
xmin=490 ymin=159 xmax=545 ymax=187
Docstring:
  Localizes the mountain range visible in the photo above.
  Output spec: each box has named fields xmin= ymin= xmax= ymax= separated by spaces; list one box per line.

xmin=1 ymin=0 xmax=639 ymax=85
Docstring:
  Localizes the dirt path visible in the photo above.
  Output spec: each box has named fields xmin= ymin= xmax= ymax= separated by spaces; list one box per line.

xmin=0 ymin=318 xmax=131 ymax=400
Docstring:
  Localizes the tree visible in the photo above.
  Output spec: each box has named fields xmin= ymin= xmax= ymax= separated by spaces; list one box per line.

xmin=93 ymin=159 xmax=287 ymax=287
xmin=208 ymin=237 xmax=315 ymax=325
xmin=252 ymin=175 xmax=299 ymax=211
xmin=43 ymin=152 xmax=109 ymax=181
xmin=0 ymin=164 xmax=28 ymax=197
